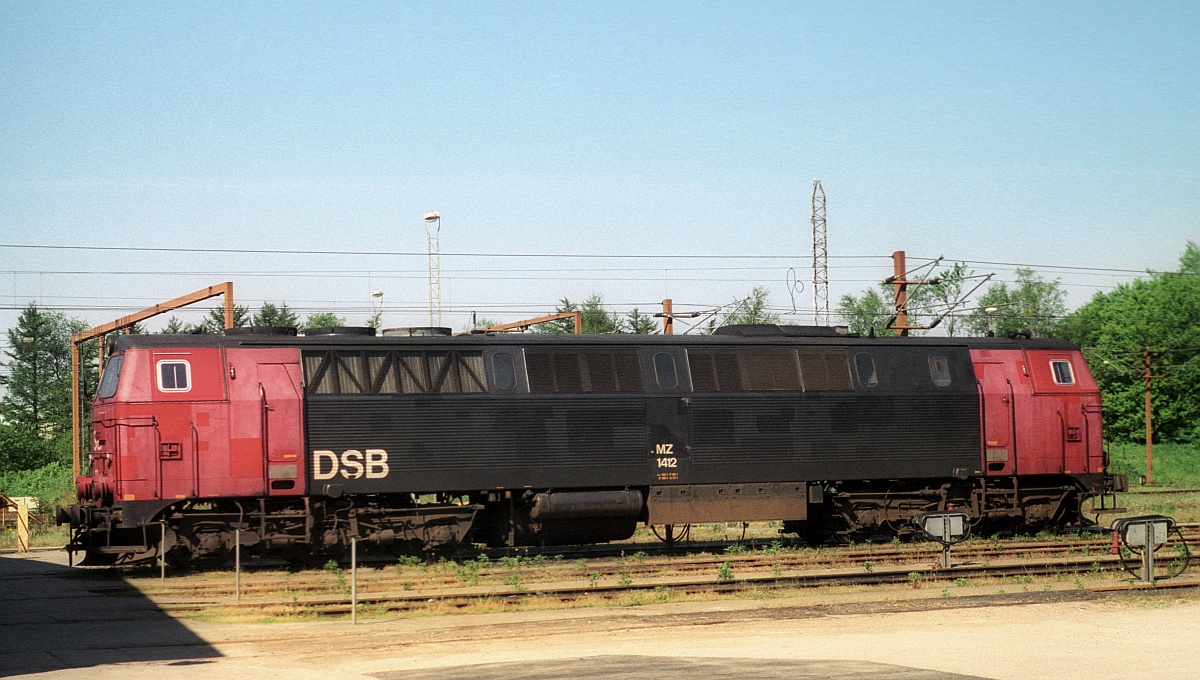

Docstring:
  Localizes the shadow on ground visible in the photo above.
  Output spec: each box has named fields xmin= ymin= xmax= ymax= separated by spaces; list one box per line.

xmin=372 ymin=655 xmax=988 ymax=680
xmin=0 ymin=552 xmax=221 ymax=675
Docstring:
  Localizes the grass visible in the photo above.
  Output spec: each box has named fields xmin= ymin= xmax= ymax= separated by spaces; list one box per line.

xmin=0 ymin=521 xmax=68 ymax=550
xmin=1108 ymin=442 xmax=1200 ymax=487
xmin=1116 ymin=492 xmax=1200 ymax=523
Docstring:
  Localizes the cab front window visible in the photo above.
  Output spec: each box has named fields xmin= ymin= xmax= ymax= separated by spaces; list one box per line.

xmin=97 ymin=354 xmax=124 ymax=399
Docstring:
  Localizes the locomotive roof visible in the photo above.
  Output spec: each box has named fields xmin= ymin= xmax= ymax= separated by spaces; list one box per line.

xmin=110 ymin=325 xmax=1081 ymax=352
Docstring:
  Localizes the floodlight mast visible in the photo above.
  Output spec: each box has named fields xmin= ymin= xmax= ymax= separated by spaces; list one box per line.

xmin=424 ymin=211 xmax=441 ymax=326
xmin=811 ymin=180 xmax=828 ymax=326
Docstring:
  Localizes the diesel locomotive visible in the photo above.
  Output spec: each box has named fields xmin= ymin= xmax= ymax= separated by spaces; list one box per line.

xmin=59 ymin=324 xmax=1125 ymax=565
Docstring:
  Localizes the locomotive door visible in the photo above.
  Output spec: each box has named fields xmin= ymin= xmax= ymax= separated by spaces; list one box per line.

xmin=642 ymin=347 xmax=691 ymax=483
xmin=258 ymin=362 xmax=305 ymax=496
xmin=226 ymin=348 xmax=305 ymax=498
xmin=976 ymin=361 xmax=1016 ymax=476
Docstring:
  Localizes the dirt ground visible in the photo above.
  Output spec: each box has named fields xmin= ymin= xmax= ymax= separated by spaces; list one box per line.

xmin=4 ymin=550 xmax=1199 ymax=680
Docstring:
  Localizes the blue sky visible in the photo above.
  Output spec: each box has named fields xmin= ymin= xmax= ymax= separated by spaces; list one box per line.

xmin=1 ymin=1 xmax=1197 ymax=338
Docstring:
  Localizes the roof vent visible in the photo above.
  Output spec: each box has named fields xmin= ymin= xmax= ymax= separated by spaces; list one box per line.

xmin=224 ymin=326 xmax=298 ymax=336
xmin=713 ymin=324 xmax=849 ymax=337
xmin=303 ymin=327 xmax=378 ymax=337
xmin=381 ymin=327 xmax=453 ymax=337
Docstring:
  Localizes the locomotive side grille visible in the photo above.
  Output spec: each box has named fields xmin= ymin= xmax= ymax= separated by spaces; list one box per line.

xmin=306 ymin=395 xmax=647 ymax=490
xmin=688 ymin=393 xmax=978 ymax=479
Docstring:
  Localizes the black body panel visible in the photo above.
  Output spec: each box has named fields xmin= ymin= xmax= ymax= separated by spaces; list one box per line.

xmin=306 ymin=394 xmax=649 ymax=492
xmin=303 ymin=341 xmax=982 ymax=494
xmin=687 ymin=391 xmax=979 ymax=481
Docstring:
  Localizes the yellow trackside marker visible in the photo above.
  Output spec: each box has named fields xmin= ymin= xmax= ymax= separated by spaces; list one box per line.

xmin=16 ymin=500 xmax=30 ymax=553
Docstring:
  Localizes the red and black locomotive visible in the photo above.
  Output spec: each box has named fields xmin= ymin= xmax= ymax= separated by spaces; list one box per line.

xmin=60 ymin=324 xmax=1125 ymax=565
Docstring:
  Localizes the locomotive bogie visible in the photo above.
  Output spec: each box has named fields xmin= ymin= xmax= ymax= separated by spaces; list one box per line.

xmin=61 ymin=326 xmax=1123 ymax=566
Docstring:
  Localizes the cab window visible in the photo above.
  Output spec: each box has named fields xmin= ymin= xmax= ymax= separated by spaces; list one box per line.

xmin=928 ymin=354 xmax=951 ymax=387
xmin=854 ymin=353 xmax=878 ymax=388
xmin=1051 ymin=360 xmax=1074 ymax=386
xmin=157 ymin=360 xmax=191 ymax=392
xmin=654 ymin=352 xmax=678 ymax=389
xmin=493 ymin=353 xmax=517 ymax=391
xmin=97 ymin=354 xmax=124 ymax=399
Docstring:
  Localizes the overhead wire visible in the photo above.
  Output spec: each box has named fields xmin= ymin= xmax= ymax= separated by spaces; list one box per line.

xmin=2 ymin=243 xmax=1191 ymax=277
xmin=0 ymin=243 xmax=886 ymax=261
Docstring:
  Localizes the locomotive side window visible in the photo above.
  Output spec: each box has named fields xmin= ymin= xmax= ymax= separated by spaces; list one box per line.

xmin=157 ymin=360 xmax=191 ymax=392
xmin=799 ymin=350 xmax=852 ymax=391
xmin=854 ymin=353 xmax=878 ymax=388
xmin=654 ymin=352 xmax=678 ymax=389
xmin=97 ymin=354 xmax=124 ymax=399
xmin=742 ymin=352 xmax=801 ymax=390
xmin=613 ymin=352 xmax=644 ymax=392
xmin=493 ymin=353 xmax=517 ymax=391
xmin=690 ymin=349 xmax=848 ymax=392
xmin=1051 ymin=360 xmax=1075 ymax=386
xmin=688 ymin=351 xmax=743 ymax=392
xmin=526 ymin=350 xmax=644 ymax=393
xmin=526 ymin=352 xmax=555 ymax=392
xmin=928 ymin=353 xmax=951 ymax=387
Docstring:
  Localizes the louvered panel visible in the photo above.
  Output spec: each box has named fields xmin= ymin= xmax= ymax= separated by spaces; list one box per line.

xmin=306 ymin=396 xmax=647 ymax=489
xmin=688 ymin=393 xmax=979 ymax=479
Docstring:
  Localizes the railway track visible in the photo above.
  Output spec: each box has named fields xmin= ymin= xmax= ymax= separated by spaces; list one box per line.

xmin=126 ymin=529 xmax=1196 ymax=620
xmin=144 ymin=555 xmax=1198 ymax=618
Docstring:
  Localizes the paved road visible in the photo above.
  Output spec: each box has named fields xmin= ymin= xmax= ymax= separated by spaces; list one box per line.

xmin=375 ymin=656 xmax=983 ymax=679
xmin=0 ymin=551 xmax=220 ymax=674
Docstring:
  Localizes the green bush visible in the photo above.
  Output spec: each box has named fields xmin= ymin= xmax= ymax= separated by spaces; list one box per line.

xmin=0 ymin=461 xmax=74 ymax=510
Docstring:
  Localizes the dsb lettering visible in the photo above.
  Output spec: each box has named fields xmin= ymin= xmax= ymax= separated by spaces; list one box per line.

xmin=312 ymin=449 xmax=390 ymax=480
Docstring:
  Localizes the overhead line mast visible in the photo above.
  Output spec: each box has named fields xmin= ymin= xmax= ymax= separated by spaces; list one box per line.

xmin=811 ymin=179 xmax=829 ymax=326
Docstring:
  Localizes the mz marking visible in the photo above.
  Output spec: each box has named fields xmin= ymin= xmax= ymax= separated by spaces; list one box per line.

xmin=312 ymin=449 xmax=390 ymax=480
xmin=654 ymin=443 xmax=678 ymax=469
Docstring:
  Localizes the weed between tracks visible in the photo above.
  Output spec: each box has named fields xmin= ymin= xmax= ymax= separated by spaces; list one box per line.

xmin=132 ymin=532 xmax=1177 ymax=624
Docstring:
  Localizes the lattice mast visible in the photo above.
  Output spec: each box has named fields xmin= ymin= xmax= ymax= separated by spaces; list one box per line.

xmin=811 ymin=179 xmax=829 ymax=325
xmin=424 ymin=211 xmax=442 ymax=326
